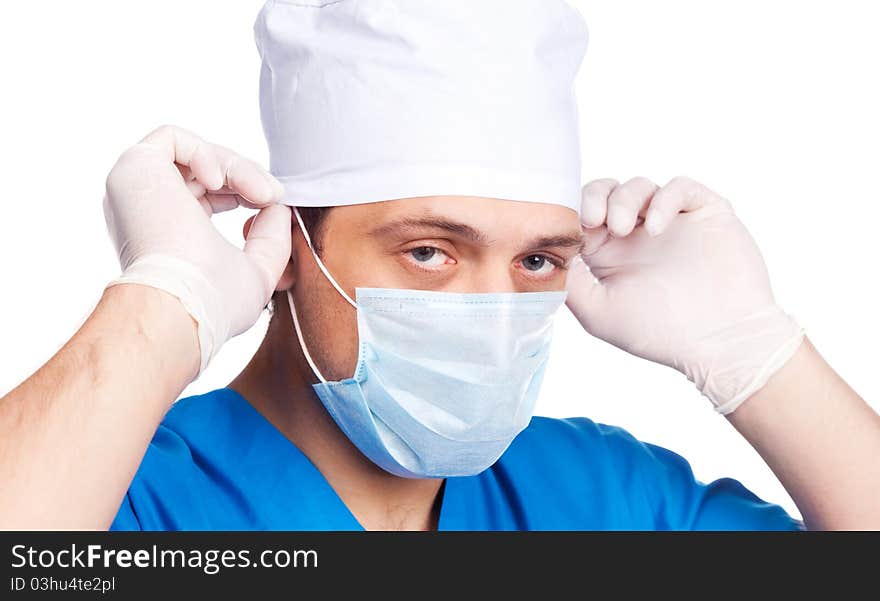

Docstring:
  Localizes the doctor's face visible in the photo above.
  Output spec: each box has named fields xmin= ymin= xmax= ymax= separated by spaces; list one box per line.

xmin=282 ymin=196 xmax=583 ymax=381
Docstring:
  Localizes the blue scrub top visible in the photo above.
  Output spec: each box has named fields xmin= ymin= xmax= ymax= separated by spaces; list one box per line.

xmin=111 ymin=388 xmax=804 ymax=531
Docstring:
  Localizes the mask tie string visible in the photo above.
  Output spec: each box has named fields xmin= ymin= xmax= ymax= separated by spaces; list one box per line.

xmin=287 ymin=206 xmax=360 ymax=384
xmin=287 ymin=289 xmax=328 ymax=384
xmin=292 ymin=207 xmax=358 ymax=309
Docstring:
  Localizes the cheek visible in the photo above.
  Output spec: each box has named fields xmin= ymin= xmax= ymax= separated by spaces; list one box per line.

xmin=297 ymin=269 xmax=361 ymax=381
xmin=326 ymin=307 xmax=361 ymax=380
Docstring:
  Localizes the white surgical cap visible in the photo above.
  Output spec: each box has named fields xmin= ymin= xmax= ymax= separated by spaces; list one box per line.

xmin=254 ymin=0 xmax=588 ymax=213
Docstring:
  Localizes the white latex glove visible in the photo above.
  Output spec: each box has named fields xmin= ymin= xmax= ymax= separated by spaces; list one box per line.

xmin=566 ymin=176 xmax=804 ymax=415
xmin=103 ymin=125 xmax=292 ymax=377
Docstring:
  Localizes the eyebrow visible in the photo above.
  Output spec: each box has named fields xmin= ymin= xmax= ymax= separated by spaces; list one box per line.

xmin=525 ymin=233 xmax=585 ymax=251
xmin=368 ymin=217 xmax=493 ymax=245
xmin=368 ymin=217 xmax=584 ymax=252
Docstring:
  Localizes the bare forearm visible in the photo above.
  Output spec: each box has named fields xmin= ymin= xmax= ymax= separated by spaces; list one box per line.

xmin=727 ymin=336 xmax=880 ymax=530
xmin=0 ymin=284 xmax=199 ymax=529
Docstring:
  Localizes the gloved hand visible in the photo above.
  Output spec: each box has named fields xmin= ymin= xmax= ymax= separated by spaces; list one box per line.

xmin=565 ymin=176 xmax=804 ymax=415
xmin=103 ymin=125 xmax=292 ymax=377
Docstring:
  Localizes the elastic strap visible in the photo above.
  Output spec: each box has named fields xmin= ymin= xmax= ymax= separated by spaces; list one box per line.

xmin=292 ymin=207 xmax=357 ymax=308
xmin=287 ymin=288 xmax=328 ymax=384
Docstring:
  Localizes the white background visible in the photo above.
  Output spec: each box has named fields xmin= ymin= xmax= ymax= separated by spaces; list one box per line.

xmin=2 ymin=1 xmax=878 ymax=522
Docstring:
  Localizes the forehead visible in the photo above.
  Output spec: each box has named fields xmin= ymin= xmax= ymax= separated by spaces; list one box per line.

xmin=329 ymin=196 xmax=581 ymax=240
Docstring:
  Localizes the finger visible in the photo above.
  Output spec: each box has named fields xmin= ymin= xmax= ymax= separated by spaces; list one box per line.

xmin=189 ymin=183 xmax=266 ymax=212
xmin=140 ymin=125 xmax=283 ymax=207
xmin=196 ymin=196 xmax=212 ymax=218
xmin=606 ymin=177 xmax=659 ymax=237
xmin=190 ymin=185 xmax=264 ymax=208
xmin=212 ymin=143 xmax=284 ymax=207
xmin=203 ymin=192 xmax=244 ymax=214
xmin=564 ymin=257 xmax=608 ymax=331
xmin=243 ymin=215 xmax=257 ymax=240
xmin=140 ymin=124 xmax=224 ymax=191
xmin=186 ymin=179 xmax=207 ymax=199
xmin=580 ymin=224 xmax=610 ymax=257
xmin=176 ymin=163 xmax=195 ymax=181
xmin=194 ymin=192 xmax=250 ymax=217
xmin=644 ymin=176 xmax=728 ymax=236
xmin=580 ymin=178 xmax=618 ymax=228
xmin=243 ymin=204 xmax=293 ymax=298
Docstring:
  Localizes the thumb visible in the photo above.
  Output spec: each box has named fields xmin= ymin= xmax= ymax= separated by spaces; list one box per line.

xmin=565 ymin=257 xmax=609 ymax=333
xmin=243 ymin=204 xmax=293 ymax=298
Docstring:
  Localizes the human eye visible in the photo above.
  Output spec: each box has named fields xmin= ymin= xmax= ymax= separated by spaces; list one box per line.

xmin=517 ymin=254 xmax=561 ymax=277
xmin=404 ymin=245 xmax=454 ymax=270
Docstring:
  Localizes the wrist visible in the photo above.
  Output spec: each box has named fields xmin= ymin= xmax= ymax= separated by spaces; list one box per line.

xmin=725 ymin=336 xmax=813 ymax=426
xmin=99 ymin=283 xmax=200 ymax=387
xmin=108 ymin=254 xmax=230 ymax=375
xmin=682 ymin=305 xmax=805 ymax=414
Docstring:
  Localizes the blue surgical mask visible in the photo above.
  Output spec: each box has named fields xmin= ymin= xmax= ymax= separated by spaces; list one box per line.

xmin=288 ymin=208 xmax=567 ymax=478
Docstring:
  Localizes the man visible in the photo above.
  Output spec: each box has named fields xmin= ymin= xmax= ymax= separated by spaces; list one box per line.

xmin=1 ymin=1 xmax=879 ymax=531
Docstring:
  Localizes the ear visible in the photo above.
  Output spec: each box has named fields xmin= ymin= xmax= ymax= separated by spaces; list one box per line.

xmin=243 ymin=213 xmax=297 ymax=291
